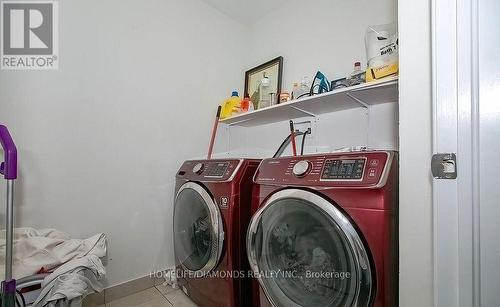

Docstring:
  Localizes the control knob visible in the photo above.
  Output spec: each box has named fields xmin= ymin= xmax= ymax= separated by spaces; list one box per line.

xmin=292 ymin=160 xmax=311 ymax=177
xmin=192 ymin=163 xmax=204 ymax=174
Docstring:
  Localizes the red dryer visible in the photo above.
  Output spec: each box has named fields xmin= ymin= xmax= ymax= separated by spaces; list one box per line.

xmin=174 ymin=158 xmax=260 ymax=307
xmin=247 ymin=151 xmax=398 ymax=307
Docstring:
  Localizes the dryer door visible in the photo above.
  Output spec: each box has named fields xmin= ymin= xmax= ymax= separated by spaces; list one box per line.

xmin=247 ymin=189 xmax=373 ymax=307
xmin=174 ymin=182 xmax=224 ymax=276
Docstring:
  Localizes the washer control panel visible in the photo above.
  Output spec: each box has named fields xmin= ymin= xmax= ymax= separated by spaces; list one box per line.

xmin=177 ymin=159 xmax=242 ymax=181
xmin=255 ymin=151 xmax=394 ymax=188
xmin=321 ymin=158 xmax=366 ymax=180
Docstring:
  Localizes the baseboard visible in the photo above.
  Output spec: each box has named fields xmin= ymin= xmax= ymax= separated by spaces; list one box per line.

xmin=83 ymin=275 xmax=164 ymax=306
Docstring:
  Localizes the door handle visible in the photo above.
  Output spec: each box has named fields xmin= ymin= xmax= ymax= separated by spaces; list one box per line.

xmin=432 ymin=153 xmax=457 ymax=179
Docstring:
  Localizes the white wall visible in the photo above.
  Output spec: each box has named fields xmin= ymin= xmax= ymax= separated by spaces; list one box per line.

xmin=398 ymin=0 xmax=434 ymax=305
xmin=247 ymin=0 xmax=398 ymax=90
xmin=0 ymin=0 xmax=247 ymax=287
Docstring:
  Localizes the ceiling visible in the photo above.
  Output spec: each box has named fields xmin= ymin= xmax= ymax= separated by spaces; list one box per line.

xmin=201 ymin=0 xmax=291 ymax=24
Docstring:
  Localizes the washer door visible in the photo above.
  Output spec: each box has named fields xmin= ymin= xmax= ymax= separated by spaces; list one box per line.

xmin=174 ymin=182 xmax=224 ymax=276
xmin=247 ymin=189 xmax=373 ymax=307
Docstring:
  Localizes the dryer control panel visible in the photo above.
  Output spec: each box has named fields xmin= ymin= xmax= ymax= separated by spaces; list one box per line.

xmin=176 ymin=159 xmax=243 ymax=182
xmin=255 ymin=151 xmax=395 ymax=188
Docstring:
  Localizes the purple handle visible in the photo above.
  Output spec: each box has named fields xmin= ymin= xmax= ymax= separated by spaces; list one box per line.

xmin=0 ymin=125 xmax=17 ymax=180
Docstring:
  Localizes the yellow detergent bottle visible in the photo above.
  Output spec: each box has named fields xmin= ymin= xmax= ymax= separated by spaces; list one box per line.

xmin=220 ymin=91 xmax=241 ymax=119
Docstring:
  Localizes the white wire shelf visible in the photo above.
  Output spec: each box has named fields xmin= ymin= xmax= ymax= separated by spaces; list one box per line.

xmin=220 ymin=76 xmax=399 ymax=127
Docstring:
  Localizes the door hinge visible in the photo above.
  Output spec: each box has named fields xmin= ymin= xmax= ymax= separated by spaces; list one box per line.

xmin=432 ymin=153 xmax=457 ymax=179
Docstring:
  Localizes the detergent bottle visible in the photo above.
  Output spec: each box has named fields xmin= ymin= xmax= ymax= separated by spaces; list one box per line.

xmin=220 ymin=91 xmax=241 ymax=119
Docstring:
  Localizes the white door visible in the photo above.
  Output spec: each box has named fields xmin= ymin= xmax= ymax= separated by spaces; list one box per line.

xmin=433 ymin=0 xmax=500 ymax=306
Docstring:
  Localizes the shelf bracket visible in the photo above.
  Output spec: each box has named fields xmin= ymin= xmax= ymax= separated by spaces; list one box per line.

xmin=292 ymin=120 xmax=312 ymax=125
xmin=290 ymin=106 xmax=316 ymax=117
xmin=346 ymin=92 xmax=369 ymax=108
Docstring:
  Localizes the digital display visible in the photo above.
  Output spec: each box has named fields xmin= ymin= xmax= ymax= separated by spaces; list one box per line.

xmin=321 ymin=158 xmax=365 ymax=180
xmin=205 ymin=162 xmax=230 ymax=177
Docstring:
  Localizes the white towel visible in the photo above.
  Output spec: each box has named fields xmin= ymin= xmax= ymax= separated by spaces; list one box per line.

xmin=33 ymin=255 xmax=106 ymax=307
xmin=0 ymin=228 xmax=106 ymax=280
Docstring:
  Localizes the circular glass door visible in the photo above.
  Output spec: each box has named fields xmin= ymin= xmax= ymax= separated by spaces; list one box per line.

xmin=174 ymin=182 xmax=224 ymax=275
xmin=247 ymin=189 xmax=372 ymax=307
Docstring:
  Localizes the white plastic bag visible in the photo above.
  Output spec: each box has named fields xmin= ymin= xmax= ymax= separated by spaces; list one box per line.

xmin=365 ymin=23 xmax=398 ymax=69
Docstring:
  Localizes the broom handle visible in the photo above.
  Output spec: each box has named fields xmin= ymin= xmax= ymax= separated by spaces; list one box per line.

xmin=207 ymin=106 xmax=222 ymax=159
xmin=289 ymin=121 xmax=297 ymax=156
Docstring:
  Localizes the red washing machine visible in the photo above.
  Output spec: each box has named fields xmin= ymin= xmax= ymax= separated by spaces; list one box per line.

xmin=174 ymin=158 xmax=260 ymax=307
xmin=247 ymin=151 xmax=398 ymax=307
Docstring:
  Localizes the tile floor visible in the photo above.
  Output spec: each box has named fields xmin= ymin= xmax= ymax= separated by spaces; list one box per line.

xmin=97 ymin=284 xmax=198 ymax=307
